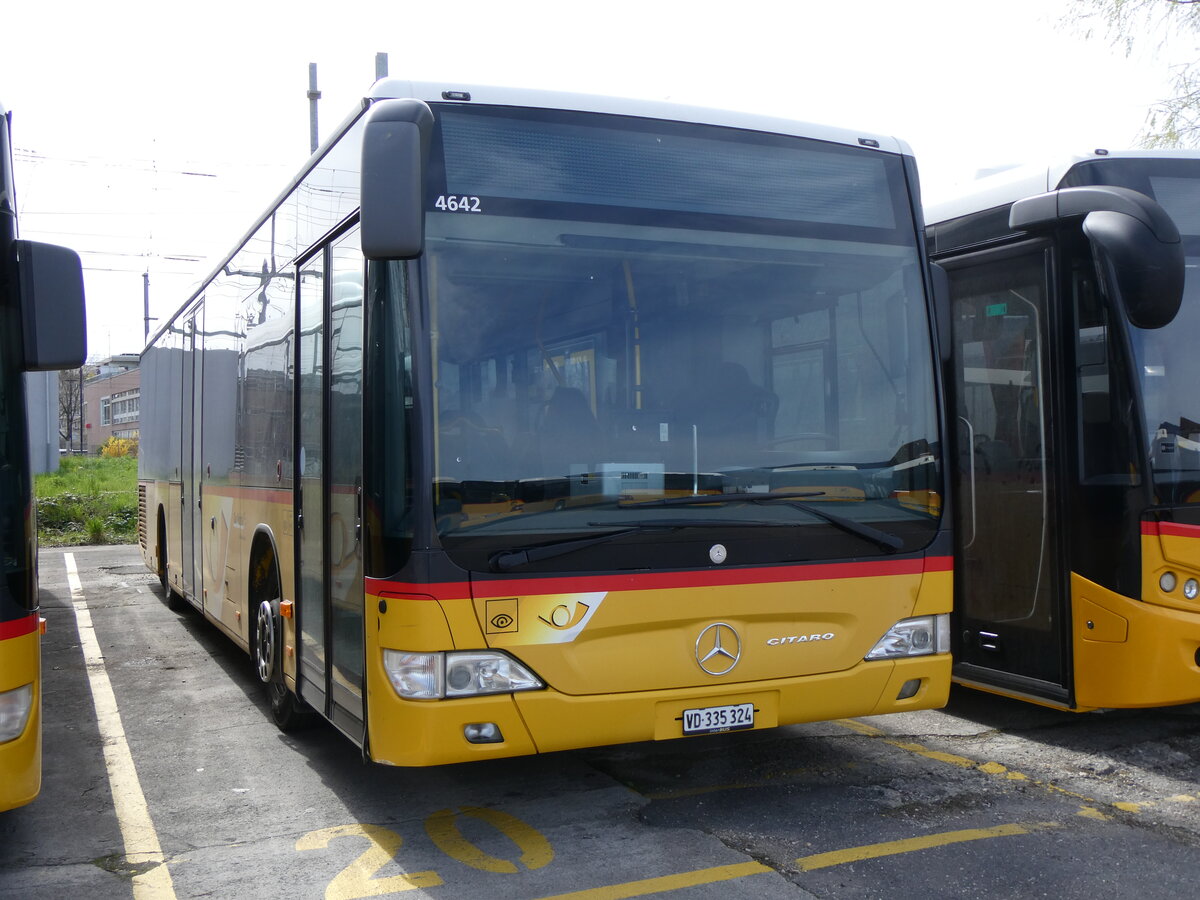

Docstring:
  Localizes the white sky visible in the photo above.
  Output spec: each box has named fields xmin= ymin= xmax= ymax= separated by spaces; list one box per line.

xmin=0 ymin=0 xmax=1185 ymax=358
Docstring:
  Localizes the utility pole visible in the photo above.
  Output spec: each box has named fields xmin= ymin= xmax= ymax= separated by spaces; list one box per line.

xmin=307 ymin=63 xmax=321 ymax=154
xmin=143 ymin=270 xmax=151 ymax=342
xmin=375 ymin=52 xmax=388 ymax=81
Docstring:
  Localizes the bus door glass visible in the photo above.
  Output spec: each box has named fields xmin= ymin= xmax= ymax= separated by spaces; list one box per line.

xmin=295 ymin=232 xmax=366 ymax=739
xmin=296 ymin=252 xmax=327 ymax=714
xmin=946 ymin=246 xmax=1067 ymax=693
xmin=327 ymin=231 xmax=365 ymax=737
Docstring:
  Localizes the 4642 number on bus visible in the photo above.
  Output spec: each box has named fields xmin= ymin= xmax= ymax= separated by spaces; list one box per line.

xmin=435 ymin=195 xmax=482 ymax=212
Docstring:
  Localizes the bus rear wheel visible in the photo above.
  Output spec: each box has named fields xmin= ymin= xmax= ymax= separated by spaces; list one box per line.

xmin=157 ymin=513 xmax=183 ymax=612
xmin=253 ymin=592 xmax=309 ymax=732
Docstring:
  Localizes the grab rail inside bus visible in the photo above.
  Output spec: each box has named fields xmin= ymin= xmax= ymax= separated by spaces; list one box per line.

xmin=958 ymin=415 xmax=977 ymax=549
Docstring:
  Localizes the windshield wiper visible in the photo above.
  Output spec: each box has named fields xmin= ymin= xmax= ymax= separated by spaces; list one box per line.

xmin=489 ymin=526 xmax=655 ymax=572
xmin=621 ymin=490 xmax=825 ymax=508
xmin=620 ymin=491 xmax=904 ymax=553
xmin=489 ymin=494 xmax=904 ymax=571
xmin=489 ymin=514 xmax=841 ymax=572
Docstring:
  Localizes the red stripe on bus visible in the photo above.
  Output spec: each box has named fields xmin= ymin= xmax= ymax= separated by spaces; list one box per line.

xmin=367 ymin=555 xmax=951 ymax=601
xmin=0 ymin=614 xmax=39 ymax=641
xmin=1144 ymin=520 xmax=1200 ymax=538
xmin=1147 ymin=518 xmax=1200 ymax=540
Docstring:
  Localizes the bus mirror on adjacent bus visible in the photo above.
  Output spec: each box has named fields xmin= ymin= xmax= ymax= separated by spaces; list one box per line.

xmin=360 ymin=98 xmax=434 ymax=261
xmin=11 ymin=239 xmax=86 ymax=371
xmin=1010 ymin=185 xmax=1184 ymax=330
xmin=1082 ymin=208 xmax=1184 ymax=330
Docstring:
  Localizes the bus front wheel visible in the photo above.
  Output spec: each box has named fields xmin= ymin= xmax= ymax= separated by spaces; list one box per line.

xmin=253 ymin=595 xmax=309 ymax=732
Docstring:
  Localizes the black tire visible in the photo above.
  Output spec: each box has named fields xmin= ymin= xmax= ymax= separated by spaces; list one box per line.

xmin=252 ymin=583 xmax=310 ymax=732
xmin=157 ymin=514 xmax=184 ymax=612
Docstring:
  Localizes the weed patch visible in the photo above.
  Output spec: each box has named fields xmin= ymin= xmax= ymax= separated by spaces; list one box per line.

xmin=36 ymin=457 xmax=138 ymax=546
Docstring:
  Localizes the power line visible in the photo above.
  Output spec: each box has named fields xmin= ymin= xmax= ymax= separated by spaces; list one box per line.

xmin=12 ymin=149 xmax=220 ymax=178
xmin=74 ymin=248 xmax=206 ymax=261
xmin=13 ymin=147 xmax=291 ymax=176
xmin=83 ymin=265 xmax=198 ymax=274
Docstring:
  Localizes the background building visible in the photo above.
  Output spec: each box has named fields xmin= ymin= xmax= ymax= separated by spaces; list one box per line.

xmin=83 ymin=354 xmax=141 ymax=452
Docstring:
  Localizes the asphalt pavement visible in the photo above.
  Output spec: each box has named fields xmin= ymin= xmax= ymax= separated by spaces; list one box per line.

xmin=2 ymin=544 xmax=1199 ymax=899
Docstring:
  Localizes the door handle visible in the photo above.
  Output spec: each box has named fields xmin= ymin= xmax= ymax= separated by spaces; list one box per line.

xmin=978 ymin=630 xmax=1002 ymax=653
xmin=355 ymin=481 xmax=363 ymax=545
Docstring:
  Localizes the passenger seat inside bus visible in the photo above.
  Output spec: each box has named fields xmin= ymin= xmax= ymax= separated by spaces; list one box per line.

xmin=539 ymin=386 xmax=603 ymax=476
xmin=676 ymin=362 xmax=778 ymax=455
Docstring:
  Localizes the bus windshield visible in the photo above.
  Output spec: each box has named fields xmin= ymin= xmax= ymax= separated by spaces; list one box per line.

xmin=1136 ymin=176 xmax=1200 ymax=504
xmin=1130 ymin=250 xmax=1200 ymax=503
xmin=1063 ymin=158 xmax=1200 ymax=503
xmin=419 ymin=105 xmax=941 ymax=568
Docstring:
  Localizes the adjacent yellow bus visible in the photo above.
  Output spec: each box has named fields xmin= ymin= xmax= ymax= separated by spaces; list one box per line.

xmin=0 ymin=101 xmax=86 ymax=810
xmin=927 ymin=150 xmax=1199 ymax=709
xmin=139 ymin=80 xmax=952 ymax=765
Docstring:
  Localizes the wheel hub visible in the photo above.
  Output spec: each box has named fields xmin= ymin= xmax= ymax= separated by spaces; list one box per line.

xmin=256 ymin=600 xmax=276 ymax=683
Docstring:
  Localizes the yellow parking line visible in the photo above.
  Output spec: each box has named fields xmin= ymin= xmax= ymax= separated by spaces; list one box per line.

xmin=796 ymin=822 xmax=1048 ymax=871
xmin=534 ymin=860 xmax=772 ymax=899
xmin=66 ymin=553 xmax=176 ymax=900
xmin=536 ymin=820 xmax=1054 ymax=899
xmin=836 ymin=717 xmax=1182 ymax=816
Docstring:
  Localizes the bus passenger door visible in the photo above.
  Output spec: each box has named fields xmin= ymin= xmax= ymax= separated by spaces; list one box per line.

xmin=296 ymin=252 xmax=328 ymax=717
xmin=294 ymin=232 xmax=366 ymax=744
xmin=944 ymin=245 xmax=1069 ymax=702
xmin=325 ymin=233 xmax=365 ymax=743
xmin=181 ymin=310 xmax=203 ymax=607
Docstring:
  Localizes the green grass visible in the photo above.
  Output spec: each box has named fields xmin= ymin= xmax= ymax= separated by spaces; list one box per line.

xmin=36 ymin=456 xmax=138 ymax=546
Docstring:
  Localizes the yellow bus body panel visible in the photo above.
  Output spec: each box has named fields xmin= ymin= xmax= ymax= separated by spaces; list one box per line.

xmin=1142 ymin=525 xmax=1200 ymax=616
xmin=1073 ymin=560 xmax=1200 ymax=710
xmin=365 ymin=563 xmax=951 ymax=766
xmin=475 ymin=569 xmax=936 ymax=693
xmin=0 ymin=627 xmax=41 ymax=811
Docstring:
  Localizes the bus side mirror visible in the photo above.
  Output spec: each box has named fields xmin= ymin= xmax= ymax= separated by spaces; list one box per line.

xmin=11 ymin=240 xmax=86 ymax=371
xmin=1083 ymin=209 xmax=1184 ymax=330
xmin=360 ymin=98 xmax=434 ymax=261
xmin=1011 ymin=185 xmax=1184 ymax=331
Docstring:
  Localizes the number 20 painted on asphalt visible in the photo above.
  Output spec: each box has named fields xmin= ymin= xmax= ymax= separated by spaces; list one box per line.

xmin=296 ymin=806 xmax=554 ymax=899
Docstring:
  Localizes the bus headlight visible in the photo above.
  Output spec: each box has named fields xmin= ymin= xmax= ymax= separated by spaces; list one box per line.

xmin=444 ymin=652 xmax=543 ymax=697
xmin=382 ymin=651 xmax=444 ymax=699
xmin=865 ymin=614 xmax=950 ymax=660
xmin=1185 ymin=579 xmax=1199 ymax=601
xmin=0 ymin=683 xmax=34 ymax=743
xmin=383 ymin=650 xmax=543 ymax=699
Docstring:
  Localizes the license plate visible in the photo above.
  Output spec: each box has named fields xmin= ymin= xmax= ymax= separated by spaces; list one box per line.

xmin=681 ymin=702 xmax=755 ymax=735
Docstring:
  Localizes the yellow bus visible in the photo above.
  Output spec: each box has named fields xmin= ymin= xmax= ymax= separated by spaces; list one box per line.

xmin=0 ymin=101 xmax=86 ymax=810
xmin=138 ymin=80 xmax=952 ymax=765
xmin=927 ymin=151 xmax=1199 ymax=709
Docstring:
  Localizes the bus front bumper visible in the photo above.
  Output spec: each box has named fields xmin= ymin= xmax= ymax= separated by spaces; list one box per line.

xmin=365 ymin=654 xmax=949 ymax=767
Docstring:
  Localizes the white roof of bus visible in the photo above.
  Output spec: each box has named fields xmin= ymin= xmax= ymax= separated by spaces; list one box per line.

xmin=369 ymin=79 xmax=914 ymax=156
xmin=927 ymin=149 xmax=1200 ymax=225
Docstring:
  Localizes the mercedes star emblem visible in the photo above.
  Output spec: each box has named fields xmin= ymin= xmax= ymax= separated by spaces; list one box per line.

xmin=695 ymin=622 xmax=742 ymax=675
